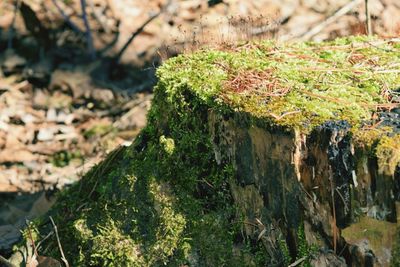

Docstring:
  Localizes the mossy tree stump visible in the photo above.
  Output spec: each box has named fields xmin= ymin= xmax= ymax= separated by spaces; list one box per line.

xmin=21 ymin=36 xmax=400 ymax=266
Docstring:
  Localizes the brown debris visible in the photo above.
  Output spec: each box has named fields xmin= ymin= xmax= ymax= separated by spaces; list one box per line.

xmin=225 ymin=69 xmax=289 ymax=97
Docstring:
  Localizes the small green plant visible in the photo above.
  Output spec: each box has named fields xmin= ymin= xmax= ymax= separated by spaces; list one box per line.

xmin=295 ymin=225 xmax=318 ymax=267
xmin=50 ymin=150 xmax=83 ymax=167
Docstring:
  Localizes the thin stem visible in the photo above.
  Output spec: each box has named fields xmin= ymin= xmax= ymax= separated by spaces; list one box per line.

xmin=80 ymin=0 xmax=96 ymax=59
xmin=115 ymin=0 xmax=172 ymax=62
xmin=365 ymin=0 xmax=372 ymax=35
xmin=115 ymin=12 xmax=160 ymax=62
xmin=7 ymin=0 xmax=21 ymax=49
xmin=50 ymin=216 xmax=70 ymax=267
xmin=299 ymin=0 xmax=363 ymax=40
xmin=52 ymin=0 xmax=83 ymax=34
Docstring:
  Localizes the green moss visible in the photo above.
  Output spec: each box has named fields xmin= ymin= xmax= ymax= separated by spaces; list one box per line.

xmin=90 ymin=219 xmax=140 ymax=265
xmin=343 ymin=216 xmax=397 ymax=264
xmin=159 ymin=135 xmax=175 ymax=155
xmin=278 ymin=239 xmax=291 ymax=266
xmin=392 ymin=227 xmax=400 ymax=267
xmin=50 ymin=150 xmax=83 ymax=167
xmin=352 ymin=126 xmax=393 ymax=150
xmin=163 ymin=36 xmax=399 ymax=133
xmin=295 ymin=225 xmax=318 ymax=267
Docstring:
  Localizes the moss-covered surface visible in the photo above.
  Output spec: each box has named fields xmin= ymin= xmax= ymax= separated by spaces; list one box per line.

xmin=392 ymin=227 xmax=400 ymax=267
xmin=161 ymin=36 xmax=399 ymax=129
xmin=158 ymin=35 xmax=400 ymax=174
xmin=342 ymin=216 xmax=397 ymax=264
xmin=28 ymin=36 xmax=400 ymax=266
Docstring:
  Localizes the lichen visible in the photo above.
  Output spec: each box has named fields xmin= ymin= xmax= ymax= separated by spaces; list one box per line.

xmin=352 ymin=126 xmax=393 ymax=150
xmin=376 ymin=134 xmax=400 ymax=175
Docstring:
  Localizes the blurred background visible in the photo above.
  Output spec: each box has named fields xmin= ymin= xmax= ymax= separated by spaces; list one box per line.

xmin=0 ymin=0 xmax=399 ymax=257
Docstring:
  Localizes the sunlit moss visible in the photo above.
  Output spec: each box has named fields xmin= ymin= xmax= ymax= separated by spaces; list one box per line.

xmin=392 ymin=227 xmax=400 ymax=267
xmin=160 ymin=36 xmax=399 ymax=132
xmin=376 ymin=134 xmax=400 ymax=175
xmin=159 ymin=135 xmax=175 ymax=155
xmin=159 ymin=36 xmax=400 ymax=174
xmin=343 ymin=216 xmax=397 ymax=265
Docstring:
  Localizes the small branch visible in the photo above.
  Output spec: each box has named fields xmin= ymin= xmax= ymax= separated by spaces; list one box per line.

xmin=88 ymin=0 xmax=110 ymax=33
xmin=7 ymin=0 xmax=21 ymax=49
xmin=52 ymin=0 xmax=83 ymax=34
xmin=19 ymin=1 xmax=51 ymax=50
xmin=36 ymin=230 xmax=54 ymax=251
xmin=114 ymin=13 xmax=160 ymax=62
xmin=300 ymin=0 xmax=363 ymax=40
xmin=329 ymin=175 xmax=337 ymax=253
xmin=365 ymin=0 xmax=372 ymax=35
xmin=115 ymin=0 xmax=172 ymax=62
xmin=50 ymin=216 xmax=70 ymax=267
xmin=80 ymin=0 xmax=96 ymax=59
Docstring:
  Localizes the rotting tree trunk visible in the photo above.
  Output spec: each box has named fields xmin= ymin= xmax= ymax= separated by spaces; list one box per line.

xmin=14 ymin=37 xmax=400 ymax=267
xmin=209 ymin=110 xmax=398 ymax=266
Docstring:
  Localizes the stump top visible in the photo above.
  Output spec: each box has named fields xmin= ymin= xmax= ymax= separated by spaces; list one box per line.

xmin=158 ymin=36 xmax=400 ymax=133
xmin=157 ymin=36 xmax=400 ymax=175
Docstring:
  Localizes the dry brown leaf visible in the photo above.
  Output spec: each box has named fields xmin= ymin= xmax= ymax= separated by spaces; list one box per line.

xmin=0 ymin=183 xmax=19 ymax=192
xmin=0 ymin=149 xmax=38 ymax=163
xmin=26 ymin=142 xmax=64 ymax=155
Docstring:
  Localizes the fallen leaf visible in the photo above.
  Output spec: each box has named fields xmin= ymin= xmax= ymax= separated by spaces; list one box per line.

xmin=0 ymin=149 xmax=38 ymax=163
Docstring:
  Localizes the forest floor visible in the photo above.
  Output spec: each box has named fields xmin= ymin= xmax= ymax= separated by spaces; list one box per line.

xmin=0 ymin=0 xmax=399 ymax=255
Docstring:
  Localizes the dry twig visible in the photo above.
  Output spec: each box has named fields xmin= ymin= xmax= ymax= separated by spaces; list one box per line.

xmin=52 ymin=0 xmax=83 ymax=34
xmin=115 ymin=0 xmax=172 ymax=62
xmin=49 ymin=216 xmax=69 ymax=267
xmin=269 ymin=110 xmax=301 ymax=120
xmin=365 ymin=0 xmax=372 ymax=35
xmin=300 ymin=0 xmax=363 ymax=40
xmin=80 ymin=0 xmax=96 ymax=59
xmin=7 ymin=0 xmax=21 ymax=49
xmin=329 ymin=176 xmax=337 ymax=253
